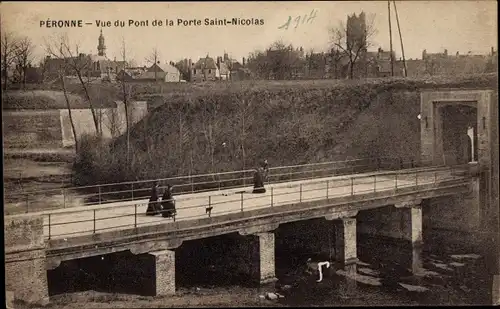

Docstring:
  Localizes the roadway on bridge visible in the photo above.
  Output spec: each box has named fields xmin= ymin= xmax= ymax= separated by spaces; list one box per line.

xmin=39 ymin=168 xmax=462 ymax=239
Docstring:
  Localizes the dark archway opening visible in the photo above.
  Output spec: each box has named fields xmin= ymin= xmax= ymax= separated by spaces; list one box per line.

xmin=275 ymin=218 xmax=334 ymax=280
xmin=47 ymin=251 xmax=155 ymax=297
xmin=440 ymin=104 xmax=478 ymax=165
xmin=175 ymin=232 xmax=257 ymax=288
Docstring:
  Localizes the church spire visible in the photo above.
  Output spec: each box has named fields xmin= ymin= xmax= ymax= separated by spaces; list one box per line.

xmin=97 ymin=29 xmax=106 ymax=57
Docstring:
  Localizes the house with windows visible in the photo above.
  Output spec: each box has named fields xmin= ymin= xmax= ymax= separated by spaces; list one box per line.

xmin=190 ymin=56 xmax=218 ymax=82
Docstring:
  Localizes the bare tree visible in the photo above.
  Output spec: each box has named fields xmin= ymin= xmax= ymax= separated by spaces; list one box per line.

xmin=246 ymin=50 xmax=269 ymax=79
xmin=60 ymin=74 xmax=79 ymax=152
xmin=119 ymin=37 xmax=133 ymax=166
xmin=145 ymin=47 xmax=160 ymax=82
xmin=13 ymin=36 xmax=35 ymax=87
xmin=329 ymin=48 xmax=344 ymax=79
xmin=45 ymin=34 xmax=100 ymax=135
xmin=424 ymin=59 xmax=442 ymax=76
xmin=235 ymin=97 xmax=254 ymax=183
xmin=1 ymin=27 xmax=19 ymax=90
xmin=175 ymin=107 xmax=191 ymax=174
xmin=200 ymin=100 xmax=222 ymax=176
xmin=329 ymin=12 xmax=377 ymax=79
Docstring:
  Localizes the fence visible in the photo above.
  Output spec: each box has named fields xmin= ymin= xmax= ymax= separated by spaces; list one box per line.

xmin=6 ymin=156 xmax=429 ymax=214
xmin=43 ymin=163 xmax=471 ymax=240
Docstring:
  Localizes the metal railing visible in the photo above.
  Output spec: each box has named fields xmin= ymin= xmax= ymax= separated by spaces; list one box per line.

xmin=42 ymin=163 xmax=471 ymax=240
xmin=6 ymin=156 xmax=427 ymax=214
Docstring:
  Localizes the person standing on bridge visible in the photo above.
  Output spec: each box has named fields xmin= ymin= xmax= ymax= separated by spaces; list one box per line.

xmin=146 ymin=181 xmax=161 ymax=216
xmin=161 ymin=184 xmax=177 ymax=218
xmin=262 ymin=159 xmax=269 ymax=182
xmin=253 ymin=167 xmax=266 ymax=193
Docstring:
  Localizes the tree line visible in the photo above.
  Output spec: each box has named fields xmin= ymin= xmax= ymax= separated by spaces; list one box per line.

xmin=1 ymin=22 xmax=36 ymax=90
xmin=246 ymin=13 xmax=377 ymax=80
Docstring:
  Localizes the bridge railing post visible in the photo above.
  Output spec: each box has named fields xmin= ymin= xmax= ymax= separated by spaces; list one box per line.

xmin=271 ymin=187 xmax=274 ymax=207
xmin=134 ymin=204 xmax=137 ymax=228
xmin=48 ymin=214 xmax=51 ymax=240
xmin=240 ymin=192 xmax=244 ymax=212
xmin=131 ymin=184 xmax=134 ymax=201
xmin=326 ymin=180 xmax=329 ymax=199
xmin=93 ymin=209 xmax=96 ymax=234
xmin=350 ymin=178 xmax=354 ymax=195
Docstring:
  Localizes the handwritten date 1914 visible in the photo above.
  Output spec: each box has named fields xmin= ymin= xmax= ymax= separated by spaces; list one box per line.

xmin=278 ymin=9 xmax=318 ymax=30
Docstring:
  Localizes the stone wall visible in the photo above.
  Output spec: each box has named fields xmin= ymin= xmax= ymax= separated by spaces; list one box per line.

xmin=5 ymin=215 xmax=49 ymax=305
xmin=60 ymin=101 xmax=148 ymax=147
xmin=3 ymin=110 xmax=63 ymax=148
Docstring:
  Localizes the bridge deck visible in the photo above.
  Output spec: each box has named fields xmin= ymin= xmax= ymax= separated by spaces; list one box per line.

xmin=27 ymin=167 xmax=465 ymax=240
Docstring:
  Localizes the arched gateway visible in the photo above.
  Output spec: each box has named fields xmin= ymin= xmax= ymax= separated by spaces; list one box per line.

xmin=420 ymin=89 xmax=499 ymax=304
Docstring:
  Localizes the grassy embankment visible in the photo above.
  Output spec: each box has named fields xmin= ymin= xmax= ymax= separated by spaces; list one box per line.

xmin=69 ymin=73 xmax=497 ymax=188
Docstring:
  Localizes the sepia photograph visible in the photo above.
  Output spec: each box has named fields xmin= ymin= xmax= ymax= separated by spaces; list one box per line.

xmin=2 ymin=1 xmax=498 ymax=308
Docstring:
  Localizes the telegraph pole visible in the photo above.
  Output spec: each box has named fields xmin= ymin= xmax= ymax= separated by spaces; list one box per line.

xmin=388 ymin=1 xmax=394 ymax=76
xmin=393 ymin=1 xmax=408 ymax=77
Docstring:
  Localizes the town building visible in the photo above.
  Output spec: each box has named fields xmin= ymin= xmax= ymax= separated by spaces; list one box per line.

xmin=43 ymin=30 xmax=127 ymax=82
xmin=132 ymin=62 xmax=181 ymax=82
xmin=190 ymin=56 xmax=218 ymax=82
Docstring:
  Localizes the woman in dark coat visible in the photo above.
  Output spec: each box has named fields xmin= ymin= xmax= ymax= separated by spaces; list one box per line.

xmin=252 ymin=167 xmax=266 ymax=193
xmin=161 ymin=184 xmax=176 ymax=218
xmin=146 ymin=181 xmax=161 ymax=216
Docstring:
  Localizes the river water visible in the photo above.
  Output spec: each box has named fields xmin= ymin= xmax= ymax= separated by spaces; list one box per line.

xmin=175 ymin=234 xmax=492 ymax=306
xmin=270 ymin=235 xmax=492 ymax=306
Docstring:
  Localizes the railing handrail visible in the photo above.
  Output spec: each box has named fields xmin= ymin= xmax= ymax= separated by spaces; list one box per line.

xmin=28 ymin=164 xmax=467 ymax=218
xmin=42 ymin=166 xmax=470 ymax=241
xmin=7 ymin=156 xmax=411 ymax=196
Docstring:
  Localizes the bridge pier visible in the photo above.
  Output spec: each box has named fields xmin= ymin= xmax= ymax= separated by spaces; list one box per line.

xmin=5 ymin=215 xmax=49 ymax=305
xmin=149 ymin=249 xmax=176 ymax=296
xmin=334 ymin=217 xmax=358 ymax=275
xmin=237 ymin=229 xmax=277 ymax=285
xmin=395 ymin=200 xmax=424 ymax=275
xmin=251 ymin=232 xmax=278 ymax=284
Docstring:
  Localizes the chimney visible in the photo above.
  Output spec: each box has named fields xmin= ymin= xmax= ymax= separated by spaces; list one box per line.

xmin=444 ymin=49 xmax=448 ymax=56
xmin=492 ymin=46 xmax=495 ymax=55
xmin=217 ymin=56 xmax=221 ymax=67
xmin=242 ymin=57 xmax=246 ymax=66
xmin=456 ymin=51 xmax=459 ymax=56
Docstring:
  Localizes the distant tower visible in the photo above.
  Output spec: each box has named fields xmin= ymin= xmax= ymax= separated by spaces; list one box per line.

xmin=346 ymin=12 xmax=367 ymax=52
xmin=97 ymin=29 xmax=106 ymax=57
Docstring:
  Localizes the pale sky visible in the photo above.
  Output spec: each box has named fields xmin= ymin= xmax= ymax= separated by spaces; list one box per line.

xmin=1 ymin=1 xmax=497 ymax=65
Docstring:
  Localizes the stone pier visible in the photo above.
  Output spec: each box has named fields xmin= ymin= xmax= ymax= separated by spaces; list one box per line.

xmin=254 ymin=232 xmax=277 ymax=284
xmin=334 ymin=217 xmax=358 ymax=274
xmin=357 ymin=200 xmax=424 ymax=275
xmin=395 ymin=200 xmax=424 ymax=275
xmin=149 ymin=250 xmax=176 ymax=296
xmin=5 ymin=215 xmax=49 ymax=305
xmin=239 ymin=225 xmax=278 ymax=285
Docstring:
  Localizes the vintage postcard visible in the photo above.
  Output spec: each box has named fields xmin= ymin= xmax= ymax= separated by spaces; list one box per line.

xmin=2 ymin=1 xmax=498 ymax=308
